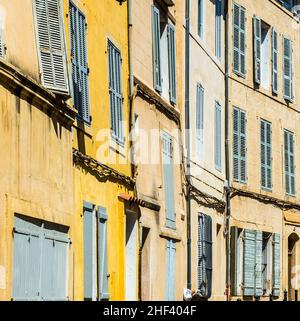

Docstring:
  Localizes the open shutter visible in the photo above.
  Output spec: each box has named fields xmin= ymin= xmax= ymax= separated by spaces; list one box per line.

xmin=253 ymin=16 xmax=261 ymax=84
xmin=34 ymin=0 xmax=68 ymax=93
xmin=162 ymin=132 xmax=176 ymax=229
xmin=196 ymin=84 xmax=204 ymax=157
xmin=243 ymin=229 xmax=256 ymax=296
xmin=83 ymin=202 xmax=96 ymax=300
xmin=283 ymin=36 xmax=292 ymax=101
xmin=233 ymin=108 xmax=240 ymax=181
xmin=261 ymin=120 xmax=272 ymax=190
xmin=272 ymin=28 xmax=278 ymax=94
xmin=168 ymin=23 xmax=177 ymax=104
xmin=215 ymin=0 xmax=222 ymax=59
xmin=284 ymin=130 xmax=296 ymax=196
xmin=272 ymin=234 xmax=281 ymax=297
xmin=165 ymin=239 xmax=176 ymax=300
xmin=255 ymin=231 xmax=263 ymax=296
xmin=152 ymin=5 xmax=162 ymax=92
xmin=97 ymin=206 xmax=109 ymax=301
xmin=198 ymin=0 xmax=204 ymax=38
xmin=215 ymin=102 xmax=222 ymax=171
xmin=233 ymin=3 xmax=240 ymax=73
xmin=239 ymin=7 xmax=246 ymax=75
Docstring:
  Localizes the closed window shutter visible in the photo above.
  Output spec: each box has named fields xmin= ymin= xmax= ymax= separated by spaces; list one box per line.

xmin=162 ymin=132 xmax=176 ymax=229
xmin=283 ymin=36 xmax=293 ymax=100
xmin=83 ymin=202 xmax=96 ymax=300
xmin=108 ymin=41 xmax=124 ymax=144
xmin=215 ymin=0 xmax=222 ymax=59
xmin=239 ymin=7 xmax=246 ymax=75
xmin=196 ymin=84 xmax=204 ymax=157
xmin=272 ymin=28 xmax=278 ymax=94
xmin=261 ymin=120 xmax=272 ymax=190
xmin=97 ymin=206 xmax=109 ymax=301
xmin=240 ymin=110 xmax=247 ymax=182
xmin=70 ymin=3 xmax=90 ymax=123
xmin=34 ymin=0 xmax=68 ymax=93
xmin=215 ymin=102 xmax=222 ymax=171
xmin=243 ymin=229 xmax=256 ymax=296
xmin=165 ymin=239 xmax=176 ymax=301
xmin=255 ymin=231 xmax=263 ymax=296
xmin=233 ymin=3 xmax=246 ymax=76
xmin=284 ymin=130 xmax=296 ymax=196
xmin=272 ymin=234 xmax=281 ymax=297
xmin=152 ymin=5 xmax=162 ymax=92
xmin=168 ymin=23 xmax=177 ymax=104
xmin=233 ymin=108 xmax=240 ymax=181
xmin=253 ymin=16 xmax=261 ymax=84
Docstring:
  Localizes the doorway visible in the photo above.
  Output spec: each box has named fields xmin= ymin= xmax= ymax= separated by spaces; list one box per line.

xmin=288 ymin=233 xmax=299 ymax=301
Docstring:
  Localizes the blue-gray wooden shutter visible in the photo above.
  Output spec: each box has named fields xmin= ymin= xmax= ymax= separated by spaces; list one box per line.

xmin=83 ymin=202 xmax=96 ymax=300
xmin=165 ymin=239 xmax=176 ymax=300
xmin=233 ymin=3 xmax=246 ymax=76
xmin=272 ymin=234 xmax=280 ymax=297
xmin=34 ymin=0 xmax=69 ymax=93
xmin=272 ymin=28 xmax=278 ymax=94
xmin=108 ymin=40 xmax=124 ymax=144
xmin=253 ymin=16 xmax=261 ymax=84
xmin=255 ymin=231 xmax=263 ymax=296
xmin=243 ymin=229 xmax=256 ymax=296
xmin=283 ymin=36 xmax=293 ymax=101
xmin=215 ymin=102 xmax=222 ymax=171
xmin=97 ymin=206 xmax=110 ymax=301
xmin=215 ymin=0 xmax=222 ymax=60
xmin=260 ymin=120 xmax=272 ymax=190
xmin=196 ymin=84 xmax=204 ymax=157
xmin=168 ymin=23 xmax=177 ymax=104
xmin=41 ymin=223 xmax=69 ymax=301
xmin=284 ymin=130 xmax=295 ymax=196
xmin=152 ymin=5 xmax=162 ymax=92
xmin=70 ymin=3 xmax=90 ymax=123
xmin=198 ymin=0 xmax=204 ymax=38
xmin=12 ymin=216 xmax=42 ymax=301
xmin=162 ymin=132 xmax=176 ymax=229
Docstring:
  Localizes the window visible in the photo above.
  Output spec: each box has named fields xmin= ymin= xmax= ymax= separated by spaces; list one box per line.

xmin=83 ymin=202 xmax=109 ymax=301
xmin=196 ymin=84 xmax=204 ymax=157
xmin=262 ymin=232 xmax=272 ymax=295
xmin=70 ymin=3 xmax=90 ymax=123
xmin=12 ymin=215 xmax=69 ymax=301
xmin=233 ymin=107 xmax=247 ymax=183
xmin=162 ymin=132 xmax=176 ymax=229
xmin=165 ymin=239 xmax=176 ymax=300
xmin=233 ymin=3 xmax=246 ymax=76
xmin=198 ymin=0 xmax=204 ymax=38
xmin=108 ymin=40 xmax=124 ymax=144
xmin=260 ymin=120 xmax=272 ymax=190
xmin=253 ymin=17 xmax=271 ymax=90
xmin=34 ymin=0 xmax=69 ymax=93
xmin=152 ymin=4 xmax=177 ymax=103
xmin=284 ymin=130 xmax=296 ymax=196
xmin=215 ymin=0 xmax=222 ymax=59
xmin=198 ymin=214 xmax=212 ymax=299
xmin=283 ymin=36 xmax=293 ymax=101
xmin=215 ymin=102 xmax=222 ymax=171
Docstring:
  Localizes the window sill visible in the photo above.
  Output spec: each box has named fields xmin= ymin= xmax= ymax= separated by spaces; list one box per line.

xmin=159 ymin=226 xmax=181 ymax=242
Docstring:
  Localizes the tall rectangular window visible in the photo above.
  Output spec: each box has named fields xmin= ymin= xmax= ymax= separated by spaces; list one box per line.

xmin=108 ymin=40 xmax=124 ymax=144
xmin=165 ymin=239 xmax=176 ymax=300
xmin=215 ymin=0 xmax=222 ymax=59
xmin=70 ymin=3 xmax=90 ymax=123
xmin=215 ymin=102 xmax=222 ymax=171
xmin=283 ymin=36 xmax=293 ymax=101
xmin=198 ymin=0 xmax=204 ymax=38
xmin=196 ymin=84 xmax=204 ymax=157
xmin=34 ymin=0 xmax=69 ymax=93
xmin=233 ymin=107 xmax=247 ymax=183
xmin=284 ymin=129 xmax=296 ymax=196
xmin=233 ymin=2 xmax=246 ymax=76
xmin=260 ymin=119 xmax=272 ymax=190
xmin=198 ymin=214 xmax=212 ymax=299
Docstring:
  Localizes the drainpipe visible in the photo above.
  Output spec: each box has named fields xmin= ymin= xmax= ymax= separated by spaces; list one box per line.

xmin=185 ymin=0 xmax=191 ymax=291
xmin=224 ymin=0 xmax=231 ymax=301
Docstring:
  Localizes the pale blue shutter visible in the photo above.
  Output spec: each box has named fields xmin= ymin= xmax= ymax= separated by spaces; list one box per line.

xmin=215 ymin=102 xmax=222 ymax=171
xmin=253 ymin=16 xmax=261 ymax=84
xmin=284 ymin=130 xmax=295 ymax=196
xmin=196 ymin=84 xmax=204 ymax=157
xmin=215 ymin=0 xmax=222 ymax=59
xmin=70 ymin=3 xmax=90 ymax=123
xmin=165 ymin=239 xmax=176 ymax=301
xmin=198 ymin=0 xmax=204 ymax=38
xmin=239 ymin=6 xmax=246 ymax=75
xmin=233 ymin=108 xmax=239 ymax=181
xmin=272 ymin=28 xmax=278 ymax=94
xmin=255 ymin=231 xmax=263 ymax=296
xmin=83 ymin=202 xmax=95 ymax=300
xmin=243 ymin=229 xmax=256 ymax=296
xmin=12 ymin=217 xmax=42 ymax=301
xmin=162 ymin=132 xmax=176 ymax=229
xmin=272 ymin=234 xmax=281 ymax=297
xmin=283 ymin=36 xmax=293 ymax=101
xmin=97 ymin=206 xmax=110 ymax=301
xmin=168 ymin=23 xmax=177 ymax=104
xmin=261 ymin=120 xmax=272 ymax=190
xmin=233 ymin=3 xmax=246 ymax=76
xmin=34 ymin=0 xmax=68 ymax=93
xmin=152 ymin=5 xmax=162 ymax=92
